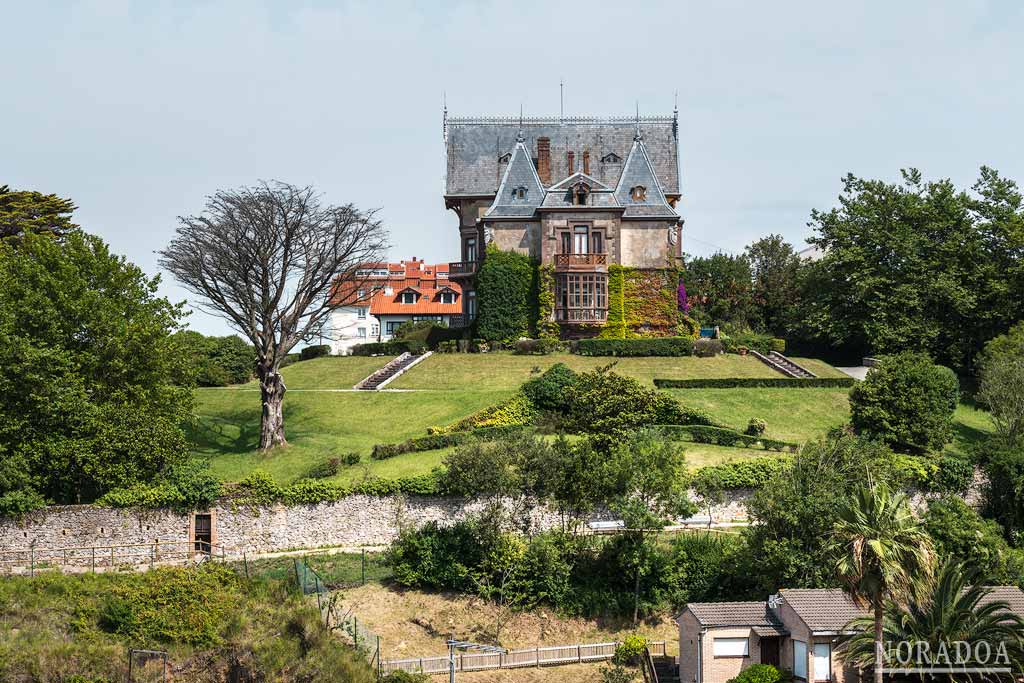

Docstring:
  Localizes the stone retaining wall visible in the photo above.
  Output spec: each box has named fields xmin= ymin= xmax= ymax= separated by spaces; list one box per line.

xmin=0 ymin=490 xmax=753 ymax=563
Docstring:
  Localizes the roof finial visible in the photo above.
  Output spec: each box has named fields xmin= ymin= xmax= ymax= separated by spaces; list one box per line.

xmin=560 ymin=79 xmax=564 ymax=123
xmin=442 ymin=91 xmax=448 ymax=144
xmin=674 ymin=90 xmax=678 ymax=115
xmin=634 ymin=101 xmax=643 ymax=141
xmin=517 ymin=104 xmax=525 ymax=143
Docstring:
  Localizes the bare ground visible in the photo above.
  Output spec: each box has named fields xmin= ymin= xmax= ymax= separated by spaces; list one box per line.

xmin=340 ymin=583 xmax=678 ymax=661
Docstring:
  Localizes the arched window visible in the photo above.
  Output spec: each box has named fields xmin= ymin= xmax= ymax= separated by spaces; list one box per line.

xmin=631 ymin=186 xmax=647 ymax=201
xmin=601 ymin=152 xmax=622 ymax=164
xmin=574 ymin=182 xmax=589 ymax=206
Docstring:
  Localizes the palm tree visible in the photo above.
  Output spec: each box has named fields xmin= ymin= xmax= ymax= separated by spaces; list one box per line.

xmin=827 ymin=482 xmax=934 ymax=683
xmin=840 ymin=560 xmax=1024 ymax=681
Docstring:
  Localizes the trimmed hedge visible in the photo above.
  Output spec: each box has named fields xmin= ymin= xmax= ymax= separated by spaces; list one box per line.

xmin=720 ymin=332 xmax=784 ymax=355
xmin=654 ymin=377 xmax=856 ymax=389
xmin=299 ymin=344 xmax=331 ymax=361
xmin=351 ymin=340 xmax=425 ymax=356
xmin=234 ymin=469 xmax=442 ymax=505
xmin=655 ymin=424 xmax=797 ymax=451
xmin=691 ymin=456 xmax=793 ymax=490
xmin=575 ymin=336 xmax=694 ymax=357
xmin=371 ymin=425 xmax=526 ymax=460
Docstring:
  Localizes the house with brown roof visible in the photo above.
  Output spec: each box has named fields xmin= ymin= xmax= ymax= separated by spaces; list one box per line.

xmin=678 ymin=587 xmax=1024 ymax=683
xmin=327 ymin=258 xmax=462 ymax=354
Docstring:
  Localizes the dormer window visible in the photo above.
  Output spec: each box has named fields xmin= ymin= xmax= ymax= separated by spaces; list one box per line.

xmin=601 ymin=152 xmax=622 ymax=164
xmin=631 ymin=186 xmax=647 ymax=201
xmin=574 ymin=182 xmax=590 ymax=206
xmin=440 ymin=291 xmax=457 ymax=305
xmin=401 ymin=291 xmax=418 ymax=304
xmin=512 ymin=186 xmax=529 ymax=201
xmin=498 ymin=152 xmax=512 ymax=163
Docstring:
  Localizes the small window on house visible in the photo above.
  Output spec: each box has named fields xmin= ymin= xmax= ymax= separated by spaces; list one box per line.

xmin=498 ymin=152 xmax=512 ymax=163
xmin=512 ymin=186 xmax=528 ymax=201
xmin=401 ymin=291 xmax=418 ymax=304
xmin=601 ymin=152 xmax=622 ymax=163
xmin=371 ymin=324 xmax=380 ymax=336
xmin=357 ymin=327 xmax=367 ymax=338
xmin=712 ymin=637 xmax=749 ymax=658
xmin=357 ymin=307 xmax=367 ymax=319
xmin=631 ymin=186 xmax=647 ymax=201
xmin=357 ymin=288 xmax=367 ymax=300
xmin=440 ymin=291 xmax=456 ymax=304
xmin=793 ymin=640 xmax=808 ymax=680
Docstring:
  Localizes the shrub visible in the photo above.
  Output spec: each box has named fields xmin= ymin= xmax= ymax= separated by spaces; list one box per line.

xmin=745 ymin=418 xmax=767 ymax=436
xmin=434 ymin=392 xmax=537 ymax=433
xmin=372 ymin=426 xmax=525 ymax=460
xmin=693 ymin=338 xmax=723 ymax=357
xmin=305 ymin=458 xmax=341 ymax=479
xmin=96 ymin=460 xmax=221 ymax=512
xmin=614 ymin=635 xmax=648 ymax=664
xmin=728 ymin=664 xmax=784 ymax=683
xmin=976 ymin=322 xmax=1024 ymax=444
xmin=930 ymin=453 xmax=973 ymax=494
xmin=690 ymin=456 xmax=793 ymax=490
xmin=299 ymin=344 xmax=331 ymax=361
xmin=658 ymin=425 xmax=795 ymax=453
xmin=521 ymin=363 xmax=578 ymax=412
xmin=236 ymin=469 xmax=284 ymax=505
xmin=770 ymin=338 xmax=786 ymax=354
xmin=514 ymin=337 xmax=564 ymax=355
xmin=351 ymin=340 xmax=424 ymax=356
xmin=382 ymin=673 xmax=431 ymax=683
xmin=849 ymin=352 xmax=959 ymax=453
xmin=437 ymin=340 xmax=458 ymax=353
xmin=678 ymin=314 xmax=700 ymax=339
xmin=721 ymin=331 xmax=775 ymax=355
xmin=654 ymin=377 xmax=856 ymax=389
xmin=575 ymin=337 xmax=693 ymax=357
xmin=282 ymin=478 xmax=346 ymax=505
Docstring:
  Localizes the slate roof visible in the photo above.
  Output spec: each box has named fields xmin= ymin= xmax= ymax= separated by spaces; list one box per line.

xmin=484 ymin=136 xmax=544 ymax=218
xmin=780 ymin=589 xmax=867 ymax=633
xmin=685 ymin=601 xmax=788 ymax=636
xmin=445 ymin=115 xmax=680 ymax=196
xmin=614 ymin=135 xmax=678 ymax=219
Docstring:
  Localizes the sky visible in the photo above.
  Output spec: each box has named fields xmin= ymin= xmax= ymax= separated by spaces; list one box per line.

xmin=3 ymin=1 xmax=1023 ymax=335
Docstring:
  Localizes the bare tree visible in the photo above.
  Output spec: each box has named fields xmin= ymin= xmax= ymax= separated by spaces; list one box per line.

xmin=159 ymin=181 xmax=388 ymax=449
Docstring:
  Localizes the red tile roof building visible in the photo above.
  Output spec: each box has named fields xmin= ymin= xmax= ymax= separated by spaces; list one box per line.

xmin=327 ymin=259 xmax=463 ymax=354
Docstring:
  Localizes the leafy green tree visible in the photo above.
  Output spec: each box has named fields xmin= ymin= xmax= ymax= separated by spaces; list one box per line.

xmin=0 ymin=232 xmax=193 ymax=506
xmin=828 ymin=482 xmax=933 ymax=683
xmin=605 ymin=429 xmax=696 ymax=623
xmin=849 ymin=352 xmax=959 ymax=453
xmin=923 ymin=496 xmax=1024 ymax=583
xmin=475 ymin=245 xmax=536 ymax=343
xmin=840 ymin=561 xmax=1024 ymax=681
xmin=981 ymin=439 xmax=1024 ymax=545
xmin=744 ymin=234 xmax=802 ymax=336
xmin=0 ymin=184 xmax=78 ymax=241
xmin=175 ymin=330 xmax=255 ymax=386
xmin=977 ymin=322 xmax=1024 ymax=445
xmin=799 ymin=168 xmax=1024 ymax=373
xmin=742 ymin=432 xmax=900 ymax=594
xmin=683 ymin=252 xmax=756 ymax=328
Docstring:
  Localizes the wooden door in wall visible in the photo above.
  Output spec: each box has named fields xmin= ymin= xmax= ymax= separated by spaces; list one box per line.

xmin=194 ymin=513 xmax=212 ymax=552
xmin=760 ymin=637 xmax=780 ymax=667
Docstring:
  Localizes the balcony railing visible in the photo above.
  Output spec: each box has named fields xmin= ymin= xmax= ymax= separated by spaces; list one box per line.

xmin=448 ymin=261 xmax=477 ymax=277
xmin=448 ymin=314 xmax=476 ymax=329
xmin=554 ymin=253 xmax=608 ymax=270
xmin=555 ymin=308 xmax=609 ymax=323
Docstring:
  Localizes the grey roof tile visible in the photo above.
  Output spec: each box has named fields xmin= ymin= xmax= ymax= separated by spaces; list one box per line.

xmin=780 ymin=589 xmax=868 ymax=633
xmin=484 ymin=138 xmax=544 ymax=219
xmin=445 ymin=115 xmax=680 ymax=196
xmin=614 ymin=136 xmax=678 ymax=219
xmin=685 ymin=601 xmax=788 ymax=635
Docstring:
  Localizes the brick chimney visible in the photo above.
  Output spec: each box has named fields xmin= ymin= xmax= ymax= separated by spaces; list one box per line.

xmin=567 ymin=150 xmax=575 ymax=176
xmin=536 ymin=137 xmax=551 ymax=184
xmin=583 ymin=150 xmax=590 ymax=175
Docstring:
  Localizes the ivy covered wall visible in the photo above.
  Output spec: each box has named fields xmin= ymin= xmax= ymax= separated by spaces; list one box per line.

xmin=599 ymin=265 xmax=680 ymax=339
xmin=476 ymin=245 xmax=537 ymax=343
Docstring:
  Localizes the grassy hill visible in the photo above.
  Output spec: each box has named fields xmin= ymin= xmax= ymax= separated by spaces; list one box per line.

xmin=193 ymin=353 xmax=993 ymax=484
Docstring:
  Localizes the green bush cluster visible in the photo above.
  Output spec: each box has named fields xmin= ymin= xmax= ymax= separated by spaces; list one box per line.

xmin=575 ymin=337 xmax=694 ymax=357
xmin=432 ymin=392 xmax=537 ymax=433
xmin=721 ymin=332 xmax=785 ymax=355
xmin=728 ymin=664 xmax=784 ymax=683
xmin=657 ymin=425 xmax=795 ymax=452
xmin=521 ymin=363 xmax=578 ymax=412
xmin=654 ymin=377 xmax=856 ymax=389
xmin=303 ymin=453 xmax=360 ymax=479
xmin=514 ymin=338 xmax=565 ymax=355
xmin=613 ymin=635 xmax=648 ymax=664
xmin=175 ymin=330 xmax=256 ymax=386
xmin=693 ymin=338 xmax=723 ymax=357
xmin=233 ymin=469 xmax=442 ymax=505
xmin=690 ymin=456 xmax=793 ymax=491
xmin=476 ymin=245 xmax=536 ymax=343
xmin=96 ymin=460 xmax=221 ymax=512
xmin=850 ymin=351 xmax=960 ymax=453
xmin=371 ymin=425 xmax=525 ymax=460
xmin=299 ymin=344 xmax=331 ymax=361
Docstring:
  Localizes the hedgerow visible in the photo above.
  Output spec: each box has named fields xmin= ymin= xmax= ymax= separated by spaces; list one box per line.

xmin=656 ymin=425 xmax=796 ymax=451
xmin=654 ymin=377 xmax=856 ymax=389
xmin=431 ymin=392 xmax=537 ymax=433
xmin=690 ymin=456 xmax=793 ymax=490
xmin=371 ymin=425 xmax=526 ymax=460
xmin=575 ymin=337 xmax=694 ymax=357
xmin=476 ymin=245 xmax=536 ymax=343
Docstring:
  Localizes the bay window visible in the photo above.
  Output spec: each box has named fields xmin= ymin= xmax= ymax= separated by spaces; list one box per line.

xmin=555 ymin=273 xmax=607 ymax=322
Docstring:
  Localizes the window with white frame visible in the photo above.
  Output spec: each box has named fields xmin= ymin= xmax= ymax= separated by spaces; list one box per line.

xmin=712 ymin=637 xmax=749 ymax=658
xmin=357 ymin=307 xmax=367 ymax=319
xmin=357 ymin=327 xmax=367 ymax=338
xmin=440 ymin=290 xmax=456 ymax=305
xmin=401 ymin=291 xmax=417 ymax=304
xmin=813 ymin=643 xmax=830 ymax=682
xmin=793 ymin=640 xmax=808 ymax=680
xmin=371 ymin=324 xmax=379 ymax=337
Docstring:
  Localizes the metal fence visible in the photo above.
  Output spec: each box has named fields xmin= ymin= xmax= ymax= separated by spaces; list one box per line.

xmin=381 ymin=640 xmax=667 ymax=676
xmin=0 ymin=541 xmax=225 ymax=575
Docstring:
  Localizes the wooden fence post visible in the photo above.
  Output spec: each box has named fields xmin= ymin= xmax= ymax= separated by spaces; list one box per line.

xmin=90 ymin=547 xmax=95 ymax=573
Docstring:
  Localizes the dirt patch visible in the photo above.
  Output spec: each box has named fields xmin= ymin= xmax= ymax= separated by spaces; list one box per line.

xmin=340 ymin=583 xmax=677 ymax=659
xmin=457 ymin=662 xmax=612 ymax=683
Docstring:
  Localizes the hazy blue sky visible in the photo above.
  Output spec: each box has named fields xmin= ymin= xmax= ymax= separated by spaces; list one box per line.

xmin=4 ymin=1 xmax=1022 ymax=335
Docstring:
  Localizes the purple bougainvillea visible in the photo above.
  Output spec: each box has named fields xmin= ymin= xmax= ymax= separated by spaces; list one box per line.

xmin=677 ymin=279 xmax=690 ymax=312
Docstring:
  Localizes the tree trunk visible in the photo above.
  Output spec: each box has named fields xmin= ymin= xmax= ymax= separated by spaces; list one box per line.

xmin=258 ymin=366 xmax=287 ymax=450
xmin=874 ymin=597 xmax=884 ymax=683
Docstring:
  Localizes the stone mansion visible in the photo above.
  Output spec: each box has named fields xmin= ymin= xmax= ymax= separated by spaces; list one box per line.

xmin=443 ymin=111 xmax=684 ymax=334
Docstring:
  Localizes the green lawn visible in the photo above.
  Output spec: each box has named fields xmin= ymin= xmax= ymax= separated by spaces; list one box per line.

xmin=390 ymin=351 xmax=790 ymax=390
xmin=223 ymin=355 xmax=391 ymax=390
xmin=193 ymin=388 xmax=506 ymax=483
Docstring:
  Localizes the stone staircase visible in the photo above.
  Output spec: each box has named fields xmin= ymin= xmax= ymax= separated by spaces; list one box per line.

xmin=354 ymin=351 xmax=430 ymax=390
xmin=750 ymin=350 xmax=817 ymax=379
xmin=653 ymin=656 xmax=680 ymax=683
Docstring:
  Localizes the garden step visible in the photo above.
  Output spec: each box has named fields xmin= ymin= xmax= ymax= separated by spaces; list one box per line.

xmin=353 ymin=351 xmax=432 ymax=390
xmin=749 ymin=350 xmax=817 ymax=379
